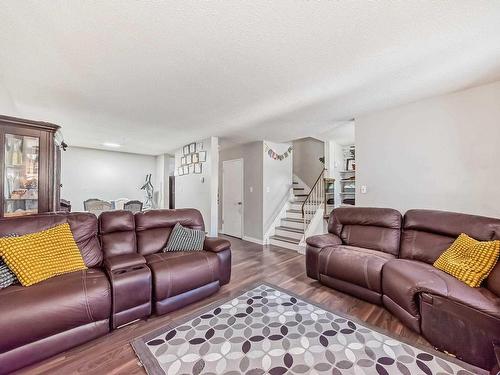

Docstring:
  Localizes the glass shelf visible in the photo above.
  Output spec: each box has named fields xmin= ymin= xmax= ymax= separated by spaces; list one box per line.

xmin=4 ymin=134 xmax=39 ymax=217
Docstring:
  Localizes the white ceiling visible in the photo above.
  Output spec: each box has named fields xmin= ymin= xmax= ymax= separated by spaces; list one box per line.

xmin=1 ymin=1 xmax=500 ymax=155
xmin=318 ymin=121 xmax=355 ymax=146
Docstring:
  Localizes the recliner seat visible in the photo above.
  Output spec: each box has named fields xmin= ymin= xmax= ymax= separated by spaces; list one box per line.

xmin=134 ymin=209 xmax=231 ymax=315
xmin=307 ymin=207 xmax=402 ymax=305
xmin=382 ymin=209 xmax=500 ymax=370
xmin=0 ymin=208 xmax=232 ymax=373
xmin=306 ymin=207 xmax=500 ymax=370
xmin=0 ymin=213 xmax=111 ymax=374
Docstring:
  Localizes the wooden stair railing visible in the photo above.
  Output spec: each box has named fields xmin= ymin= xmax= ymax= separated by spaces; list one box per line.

xmin=301 ymin=168 xmax=325 ymax=233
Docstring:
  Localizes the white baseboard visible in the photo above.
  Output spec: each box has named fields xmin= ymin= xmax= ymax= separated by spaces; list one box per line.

xmin=243 ymin=236 xmax=265 ymax=245
xmin=297 ymin=245 xmax=306 ymax=255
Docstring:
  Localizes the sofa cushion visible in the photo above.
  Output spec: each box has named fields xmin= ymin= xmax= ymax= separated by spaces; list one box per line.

xmin=319 ymin=245 xmax=395 ymax=293
xmin=146 ymin=251 xmax=219 ymax=301
xmin=401 ymin=209 xmax=500 ymax=264
xmin=486 ymin=262 xmax=500 ymax=296
xmin=0 ymin=223 xmax=87 ymax=286
xmin=433 ymin=233 xmax=500 ymax=288
xmin=99 ymin=211 xmax=136 ymax=257
xmin=328 ymin=207 xmax=402 ymax=255
xmin=135 ymin=209 xmax=205 ymax=255
xmin=0 ymin=233 xmax=19 ymax=289
xmin=383 ymin=259 xmax=500 ymax=320
xmin=0 ymin=269 xmax=111 ymax=353
xmin=0 ymin=212 xmax=103 ymax=268
xmin=164 ymin=223 xmax=205 ymax=251
xmin=0 ymin=261 xmax=17 ymax=290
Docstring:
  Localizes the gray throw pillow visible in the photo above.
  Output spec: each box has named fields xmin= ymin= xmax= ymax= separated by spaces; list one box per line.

xmin=164 ymin=223 xmax=205 ymax=252
xmin=0 ymin=233 xmax=19 ymax=289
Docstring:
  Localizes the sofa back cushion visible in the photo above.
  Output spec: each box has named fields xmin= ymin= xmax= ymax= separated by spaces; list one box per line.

xmin=401 ymin=209 xmax=500 ymax=265
xmin=135 ymin=209 xmax=205 ymax=255
xmin=328 ymin=207 xmax=402 ymax=256
xmin=0 ymin=212 xmax=102 ymax=267
xmin=99 ymin=210 xmax=136 ymax=258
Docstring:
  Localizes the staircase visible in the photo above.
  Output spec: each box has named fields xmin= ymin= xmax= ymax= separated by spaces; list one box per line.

xmin=269 ymin=181 xmax=308 ymax=251
xmin=269 ymin=170 xmax=326 ymax=252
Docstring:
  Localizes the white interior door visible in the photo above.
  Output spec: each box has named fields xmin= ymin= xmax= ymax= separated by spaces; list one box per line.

xmin=222 ymin=159 xmax=243 ymax=238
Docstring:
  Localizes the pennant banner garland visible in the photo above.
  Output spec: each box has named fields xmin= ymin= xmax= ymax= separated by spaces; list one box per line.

xmin=264 ymin=143 xmax=293 ymax=161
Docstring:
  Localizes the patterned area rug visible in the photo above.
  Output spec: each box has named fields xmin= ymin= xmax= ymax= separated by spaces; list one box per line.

xmin=132 ymin=283 xmax=479 ymax=375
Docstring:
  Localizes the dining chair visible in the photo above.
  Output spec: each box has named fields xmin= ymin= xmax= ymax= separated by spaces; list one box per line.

xmin=113 ymin=198 xmax=130 ymax=210
xmin=83 ymin=198 xmax=113 ymax=216
xmin=123 ymin=200 xmax=143 ymax=213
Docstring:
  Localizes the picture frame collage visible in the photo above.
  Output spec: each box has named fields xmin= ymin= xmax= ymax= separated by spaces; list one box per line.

xmin=177 ymin=142 xmax=206 ymax=176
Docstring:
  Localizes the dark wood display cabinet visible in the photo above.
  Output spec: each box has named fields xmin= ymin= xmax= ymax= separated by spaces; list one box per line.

xmin=0 ymin=115 xmax=62 ymax=218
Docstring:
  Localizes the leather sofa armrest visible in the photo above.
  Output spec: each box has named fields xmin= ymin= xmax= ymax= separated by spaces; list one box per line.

xmin=305 ymin=234 xmax=342 ymax=280
xmin=204 ymin=237 xmax=231 ymax=253
xmin=103 ymin=253 xmax=146 ymax=271
xmin=306 ymin=233 xmax=342 ymax=248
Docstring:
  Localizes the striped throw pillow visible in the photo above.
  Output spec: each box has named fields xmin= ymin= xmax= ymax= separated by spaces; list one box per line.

xmin=0 ymin=233 xmax=19 ymax=289
xmin=164 ymin=223 xmax=205 ymax=252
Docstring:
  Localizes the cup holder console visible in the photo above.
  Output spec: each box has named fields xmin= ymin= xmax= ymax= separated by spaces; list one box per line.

xmin=108 ymin=262 xmax=152 ymax=329
xmin=112 ymin=264 xmax=148 ymax=275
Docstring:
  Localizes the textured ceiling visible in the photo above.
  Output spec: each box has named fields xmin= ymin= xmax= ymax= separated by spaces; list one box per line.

xmin=1 ymin=1 xmax=500 ymax=155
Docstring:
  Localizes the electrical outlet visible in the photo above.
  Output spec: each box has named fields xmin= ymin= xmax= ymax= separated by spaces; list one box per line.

xmin=361 ymin=185 xmax=367 ymax=194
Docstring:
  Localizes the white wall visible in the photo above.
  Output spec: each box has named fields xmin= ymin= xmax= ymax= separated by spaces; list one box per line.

xmin=263 ymin=141 xmax=293 ymax=234
xmin=61 ymin=147 xmax=156 ymax=211
xmin=292 ymin=137 xmax=324 ymax=189
xmin=154 ymin=153 xmax=174 ymax=209
xmin=174 ymin=137 xmax=219 ymax=236
xmin=356 ymin=80 xmax=500 ymax=218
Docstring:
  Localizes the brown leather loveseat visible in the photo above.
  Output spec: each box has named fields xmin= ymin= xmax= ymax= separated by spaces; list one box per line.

xmin=306 ymin=207 xmax=500 ymax=370
xmin=0 ymin=208 xmax=231 ymax=373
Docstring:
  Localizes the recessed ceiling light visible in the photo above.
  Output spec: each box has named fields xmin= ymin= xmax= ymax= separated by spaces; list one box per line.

xmin=102 ymin=142 xmax=121 ymax=148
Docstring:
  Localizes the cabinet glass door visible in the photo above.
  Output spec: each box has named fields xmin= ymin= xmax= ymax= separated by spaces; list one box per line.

xmin=4 ymin=134 xmax=39 ymax=217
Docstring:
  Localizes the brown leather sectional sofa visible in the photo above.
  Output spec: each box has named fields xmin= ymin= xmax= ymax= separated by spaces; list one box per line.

xmin=0 ymin=208 xmax=231 ymax=374
xmin=306 ymin=207 xmax=500 ymax=370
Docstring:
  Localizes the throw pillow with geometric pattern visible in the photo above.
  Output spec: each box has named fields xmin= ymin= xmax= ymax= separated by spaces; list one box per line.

xmin=164 ymin=223 xmax=205 ymax=252
xmin=0 ymin=233 xmax=19 ymax=289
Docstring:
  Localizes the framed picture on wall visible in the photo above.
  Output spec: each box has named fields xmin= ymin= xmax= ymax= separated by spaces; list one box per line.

xmin=183 ymin=165 xmax=189 ymax=174
xmin=189 ymin=142 xmax=196 ymax=153
xmin=181 ymin=156 xmax=186 ymax=165
xmin=186 ymin=154 xmax=192 ymax=164
xmin=192 ymin=153 xmax=199 ymax=163
xmin=346 ymin=158 xmax=355 ymax=171
xmin=194 ymin=163 xmax=202 ymax=174
xmin=198 ymin=151 xmax=206 ymax=162
xmin=177 ymin=167 xmax=184 ymax=176
xmin=183 ymin=145 xmax=189 ymax=155
xmin=189 ymin=165 xmax=195 ymax=174
xmin=196 ymin=142 xmax=203 ymax=151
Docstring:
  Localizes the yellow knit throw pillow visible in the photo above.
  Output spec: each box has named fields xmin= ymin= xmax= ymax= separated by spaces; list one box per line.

xmin=0 ymin=223 xmax=87 ymax=286
xmin=434 ymin=233 xmax=500 ymax=287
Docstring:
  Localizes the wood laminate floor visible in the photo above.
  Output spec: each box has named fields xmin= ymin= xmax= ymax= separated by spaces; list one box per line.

xmin=18 ymin=236 xmax=430 ymax=375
